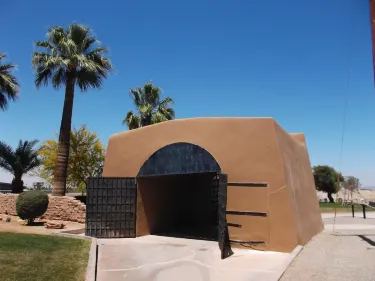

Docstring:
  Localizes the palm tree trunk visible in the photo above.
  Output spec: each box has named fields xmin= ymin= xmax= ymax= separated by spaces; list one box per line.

xmin=52 ymin=78 xmax=75 ymax=196
xmin=11 ymin=178 xmax=24 ymax=193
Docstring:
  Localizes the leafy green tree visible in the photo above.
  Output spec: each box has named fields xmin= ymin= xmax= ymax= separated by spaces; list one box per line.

xmin=0 ymin=140 xmax=41 ymax=193
xmin=32 ymin=24 xmax=112 ymax=196
xmin=313 ymin=165 xmax=344 ymax=203
xmin=123 ymin=82 xmax=175 ymax=130
xmin=0 ymin=53 xmax=19 ymax=110
xmin=38 ymin=125 xmax=105 ymax=194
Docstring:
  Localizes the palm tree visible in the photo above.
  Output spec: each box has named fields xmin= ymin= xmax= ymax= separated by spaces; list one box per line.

xmin=32 ymin=24 xmax=113 ymax=196
xmin=0 ymin=140 xmax=41 ymax=193
xmin=0 ymin=53 xmax=19 ymax=110
xmin=123 ymin=82 xmax=175 ymax=130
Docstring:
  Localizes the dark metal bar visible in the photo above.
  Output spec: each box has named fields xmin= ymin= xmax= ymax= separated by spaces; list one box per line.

xmin=125 ymin=178 xmax=128 ymax=237
xmin=227 ymin=223 xmax=242 ymax=228
xmin=94 ymin=244 xmax=99 ymax=281
xmin=352 ymin=204 xmax=355 ymax=218
xmin=96 ymin=178 xmax=100 ymax=237
xmin=230 ymin=240 xmax=265 ymax=245
xmin=226 ymin=210 xmax=267 ymax=217
xmin=362 ymin=204 xmax=366 ymax=219
xmin=133 ymin=178 xmax=137 ymax=237
xmin=227 ymin=182 xmax=268 ymax=187
xmin=106 ymin=178 xmax=110 ymax=238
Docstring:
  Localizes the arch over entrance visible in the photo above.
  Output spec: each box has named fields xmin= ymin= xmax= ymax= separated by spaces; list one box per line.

xmin=137 ymin=142 xmax=221 ymax=177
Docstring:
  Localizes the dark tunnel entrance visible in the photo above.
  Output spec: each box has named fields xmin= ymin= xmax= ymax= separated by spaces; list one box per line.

xmin=137 ymin=172 xmax=219 ymax=241
xmin=136 ymin=142 xmax=222 ymax=241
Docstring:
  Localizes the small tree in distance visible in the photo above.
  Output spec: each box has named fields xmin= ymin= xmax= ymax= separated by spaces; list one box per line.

xmin=313 ymin=165 xmax=344 ymax=203
xmin=342 ymin=176 xmax=360 ymax=203
xmin=0 ymin=140 xmax=41 ymax=193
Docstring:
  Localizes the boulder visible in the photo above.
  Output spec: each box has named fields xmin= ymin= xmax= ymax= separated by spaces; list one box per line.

xmin=44 ymin=221 xmax=66 ymax=229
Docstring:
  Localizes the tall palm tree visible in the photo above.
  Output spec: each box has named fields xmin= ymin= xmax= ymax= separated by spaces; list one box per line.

xmin=123 ymin=82 xmax=175 ymax=130
xmin=0 ymin=140 xmax=41 ymax=193
xmin=0 ymin=53 xmax=19 ymax=110
xmin=32 ymin=24 xmax=113 ymax=196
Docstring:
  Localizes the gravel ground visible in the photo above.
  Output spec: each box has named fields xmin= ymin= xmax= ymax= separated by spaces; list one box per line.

xmin=280 ymin=217 xmax=375 ymax=281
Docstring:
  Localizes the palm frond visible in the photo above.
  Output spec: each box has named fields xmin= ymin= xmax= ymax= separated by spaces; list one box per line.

xmin=0 ymin=53 xmax=20 ymax=110
xmin=82 ymin=37 xmax=97 ymax=53
xmin=33 ymin=23 xmax=112 ymax=92
xmin=0 ymin=141 xmax=16 ymax=173
xmin=68 ymin=24 xmax=90 ymax=48
xmin=76 ymin=69 xmax=103 ymax=91
xmin=160 ymin=96 xmax=174 ymax=106
xmin=129 ymin=88 xmax=143 ymax=107
xmin=35 ymin=41 xmax=57 ymax=55
xmin=125 ymin=82 xmax=175 ymax=128
xmin=0 ymin=63 xmax=17 ymax=72
xmin=152 ymin=107 xmax=175 ymax=124
xmin=52 ymin=67 xmax=67 ymax=89
xmin=46 ymin=26 xmax=66 ymax=49
xmin=35 ymin=67 xmax=52 ymax=88
xmin=15 ymin=140 xmax=40 ymax=175
xmin=123 ymin=111 xmax=141 ymax=130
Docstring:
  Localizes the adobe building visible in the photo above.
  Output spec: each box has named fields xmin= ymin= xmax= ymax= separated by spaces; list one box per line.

xmin=87 ymin=117 xmax=322 ymax=254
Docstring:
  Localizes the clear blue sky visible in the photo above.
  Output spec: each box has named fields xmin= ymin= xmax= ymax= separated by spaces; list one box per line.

xmin=1 ymin=0 xmax=374 ymax=186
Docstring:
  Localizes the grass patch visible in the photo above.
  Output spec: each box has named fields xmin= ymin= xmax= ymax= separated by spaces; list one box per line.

xmin=0 ymin=232 xmax=90 ymax=281
xmin=319 ymin=202 xmax=375 ymax=213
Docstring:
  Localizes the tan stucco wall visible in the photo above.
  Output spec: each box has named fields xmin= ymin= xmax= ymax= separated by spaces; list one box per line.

xmin=103 ymin=117 xmax=322 ymax=252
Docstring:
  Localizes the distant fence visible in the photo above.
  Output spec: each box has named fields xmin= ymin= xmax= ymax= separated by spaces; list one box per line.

xmin=0 ymin=182 xmax=13 ymax=194
xmin=0 ymin=189 xmax=11 ymax=194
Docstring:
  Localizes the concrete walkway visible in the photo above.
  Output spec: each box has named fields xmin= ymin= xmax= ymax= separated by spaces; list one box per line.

xmin=280 ymin=214 xmax=375 ymax=281
xmin=97 ymin=236 xmax=300 ymax=281
xmin=94 ymin=213 xmax=375 ymax=281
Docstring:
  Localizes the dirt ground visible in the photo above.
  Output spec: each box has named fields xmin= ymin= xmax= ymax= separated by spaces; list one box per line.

xmin=0 ymin=215 xmax=85 ymax=235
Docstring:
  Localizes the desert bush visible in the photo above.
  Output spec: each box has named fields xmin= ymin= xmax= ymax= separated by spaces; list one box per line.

xmin=16 ymin=190 xmax=49 ymax=224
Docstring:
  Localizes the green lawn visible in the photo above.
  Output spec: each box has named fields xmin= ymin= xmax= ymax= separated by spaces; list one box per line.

xmin=0 ymin=232 xmax=90 ymax=281
xmin=319 ymin=202 xmax=375 ymax=213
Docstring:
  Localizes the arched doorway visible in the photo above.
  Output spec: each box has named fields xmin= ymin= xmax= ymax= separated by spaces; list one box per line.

xmin=137 ymin=142 xmax=221 ymax=177
xmin=136 ymin=142 xmax=222 ymax=241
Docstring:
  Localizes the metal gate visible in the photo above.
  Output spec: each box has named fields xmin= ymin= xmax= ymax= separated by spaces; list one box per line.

xmin=86 ymin=177 xmax=137 ymax=238
xmin=218 ymin=173 xmax=234 ymax=259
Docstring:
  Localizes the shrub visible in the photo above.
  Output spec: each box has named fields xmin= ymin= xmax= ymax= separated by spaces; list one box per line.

xmin=16 ymin=190 xmax=49 ymax=224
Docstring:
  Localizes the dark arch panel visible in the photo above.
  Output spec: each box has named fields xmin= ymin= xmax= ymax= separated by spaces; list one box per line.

xmin=137 ymin=142 xmax=221 ymax=177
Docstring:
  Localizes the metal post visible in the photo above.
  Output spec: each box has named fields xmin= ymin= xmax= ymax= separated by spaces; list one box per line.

xmin=362 ymin=204 xmax=366 ymax=219
xmin=352 ymin=204 xmax=355 ymax=218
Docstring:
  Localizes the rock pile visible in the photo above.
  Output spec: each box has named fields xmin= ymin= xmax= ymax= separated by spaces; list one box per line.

xmin=44 ymin=221 xmax=66 ymax=229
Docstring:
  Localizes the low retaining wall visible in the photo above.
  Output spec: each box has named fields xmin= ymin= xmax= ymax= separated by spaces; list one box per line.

xmin=0 ymin=193 xmax=86 ymax=223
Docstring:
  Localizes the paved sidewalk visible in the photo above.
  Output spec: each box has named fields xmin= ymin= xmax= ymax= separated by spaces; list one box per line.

xmin=97 ymin=236 xmax=300 ymax=281
xmin=280 ymin=215 xmax=375 ymax=281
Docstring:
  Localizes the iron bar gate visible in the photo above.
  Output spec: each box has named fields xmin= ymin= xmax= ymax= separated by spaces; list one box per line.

xmin=218 ymin=173 xmax=234 ymax=259
xmin=86 ymin=177 xmax=137 ymax=238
